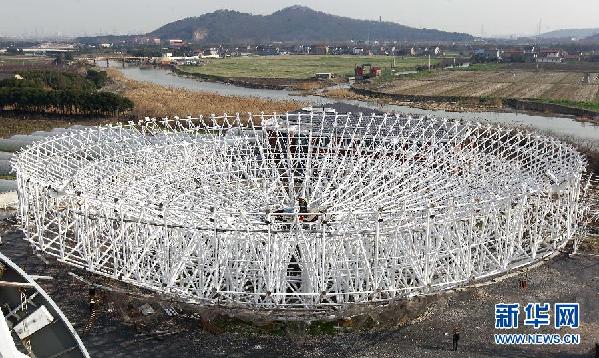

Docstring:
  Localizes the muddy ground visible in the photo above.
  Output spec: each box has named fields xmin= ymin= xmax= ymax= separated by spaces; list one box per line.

xmin=1 ymin=209 xmax=598 ymax=357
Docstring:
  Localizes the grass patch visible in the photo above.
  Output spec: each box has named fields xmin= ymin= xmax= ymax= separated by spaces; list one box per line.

xmin=179 ymin=55 xmax=433 ymax=80
xmin=368 ymin=68 xmax=397 ymax=86
xmin=393 ymin=70 xmax=436 ymax=80
xmin=451 ymin=63 xmax=504 ymax=71
xmin=307 ymin=321 xmax=337 ymax=335
xmin=0 ymin=175 xmax=16 ymax=180
xmin=366 ymin=67 xmax=439 ymax=87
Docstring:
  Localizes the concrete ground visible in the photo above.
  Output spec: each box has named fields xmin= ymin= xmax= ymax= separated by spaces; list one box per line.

xmin=1 ymin=210 xmax=598 ymax=357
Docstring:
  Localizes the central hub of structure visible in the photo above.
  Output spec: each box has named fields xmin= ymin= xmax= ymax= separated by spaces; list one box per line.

xmin=13 ymin=113 xmax=586 ymax=310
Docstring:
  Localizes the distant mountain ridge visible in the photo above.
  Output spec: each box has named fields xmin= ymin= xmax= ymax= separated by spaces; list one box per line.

xmin=144 ymin=5 xmax=472 ymax=44
xmin=585 ymin=32 xmax=599 ymax=41
xmin=539 ymin=28 xmax=599 ymax=39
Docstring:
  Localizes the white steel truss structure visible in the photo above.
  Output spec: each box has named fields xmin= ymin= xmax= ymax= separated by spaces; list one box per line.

xmin=12 ymin=113 xmax=589 ymax=310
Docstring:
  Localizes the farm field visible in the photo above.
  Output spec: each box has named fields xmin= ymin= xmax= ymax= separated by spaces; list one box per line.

xmin=375 ymin=69 xmax=599 ymax=102
xmin=178 ymin=55 xmax=435 ymax=79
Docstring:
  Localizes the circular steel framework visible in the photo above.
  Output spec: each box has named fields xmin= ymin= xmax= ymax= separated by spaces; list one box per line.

xmin=12 ymin=113 xmax=587 ymax=309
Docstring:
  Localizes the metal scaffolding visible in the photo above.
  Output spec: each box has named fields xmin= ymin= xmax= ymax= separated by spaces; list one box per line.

xmin=12 ymin=112 xmax=589 ymax=310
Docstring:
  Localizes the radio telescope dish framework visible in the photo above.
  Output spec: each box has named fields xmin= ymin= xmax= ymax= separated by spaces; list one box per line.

xmin=12 ymin=112 xmax=588 ymax=310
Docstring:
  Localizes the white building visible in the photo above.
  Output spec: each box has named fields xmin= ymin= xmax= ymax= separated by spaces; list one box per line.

xmin=536 ymin=51 xmax=564 ymax=64
xmin=353 ymin=47 xmax=364 ymax=55
xmin=202 ymin=48 xmax=220 ymax=58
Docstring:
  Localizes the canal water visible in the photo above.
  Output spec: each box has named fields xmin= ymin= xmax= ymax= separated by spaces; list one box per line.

xmin=107 ymin=63 xmax=599 ymax=141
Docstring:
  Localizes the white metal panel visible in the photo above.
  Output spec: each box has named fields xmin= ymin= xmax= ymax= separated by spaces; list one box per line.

xmin=13 ymin=306 xmax=54 ymax=340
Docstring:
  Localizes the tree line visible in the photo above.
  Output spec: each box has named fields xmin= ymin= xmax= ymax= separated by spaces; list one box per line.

xmin=0 ymin=69 xmax=132 ymax=116
xmin=0 ymin=87 xmax=133 ymax=116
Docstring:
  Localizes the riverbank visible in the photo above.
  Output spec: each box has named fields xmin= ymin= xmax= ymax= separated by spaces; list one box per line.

xmin=349 ymin=86 xmax=599 ymax=122
xmin=171 ymin=68 xmax=557 ymax=116
xmin=171 ymin=64 xmax=599 ymax=121
xmin=106 ymin=69 xmax=305 ymax=117
xmin=360 ymin=67 xmax=599 ymax=120
xmin=173 ymin=66 xmax=335 ymax=91
xmin=106 ymin=63 xmax=599 ymax=142
xmin=317 ymin=87 xmax=503 ymax=113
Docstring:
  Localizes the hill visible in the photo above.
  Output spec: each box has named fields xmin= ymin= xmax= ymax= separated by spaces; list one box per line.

xmin=146 ymin=5 xmax=472 ymax=43
xmin=585 ymin=32 xmax=599 ymax=41
xmin=539 ymin=28 xmax=599 ymax=39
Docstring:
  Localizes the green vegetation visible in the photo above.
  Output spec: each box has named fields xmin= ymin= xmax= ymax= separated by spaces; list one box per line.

xmin=179 ymin=55 xmax=434 ymax=79
xmin=307 ymin=321 xmax=337 ymax=335
xmin=0 ymin=69 xmax=132 ymax=116
xmin=451 ymin=63 xmax=504 ymax=71
xmin=0 ymin=70 xmax=103 ymax=91
xmin=539 ymin=98 xmax=599 ymax=112
xmin=85 ymin=69 xmax=108 ymax=88
xmin=0 ymin=88 xmax=133 ymax=116
xmin=370 ymin=68 xmax=420 ymax=86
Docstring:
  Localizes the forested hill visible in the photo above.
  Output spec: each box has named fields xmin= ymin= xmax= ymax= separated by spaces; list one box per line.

xmin=146 ymin=5 xmax=473 ymax=43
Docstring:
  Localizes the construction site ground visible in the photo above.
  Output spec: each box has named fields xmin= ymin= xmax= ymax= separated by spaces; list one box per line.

xmin=1 ymin=209 xmax=598 ymax=357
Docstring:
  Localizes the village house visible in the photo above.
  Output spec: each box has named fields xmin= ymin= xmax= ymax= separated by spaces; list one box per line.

xmin=536 ymin=49 xmax=565 ymax=64
xmin=311 ymin=44 xmax=329 ymax=55
xmin=473 ymin=48 xmax=501 ymax=62
xmin=202 ymin=48 xmax=220 ymax=58
xmin=500 ymin=48 xmax=526 ymax=63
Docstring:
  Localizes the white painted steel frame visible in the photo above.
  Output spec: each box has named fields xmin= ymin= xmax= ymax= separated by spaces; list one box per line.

xmin=12 ymin=113 xmax=588 ymax=309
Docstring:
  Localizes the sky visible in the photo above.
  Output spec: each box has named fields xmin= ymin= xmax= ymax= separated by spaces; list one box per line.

xmin=1 ymin=0 xmax=598 ymax=39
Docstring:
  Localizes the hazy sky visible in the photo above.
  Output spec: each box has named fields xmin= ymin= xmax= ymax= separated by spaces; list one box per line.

xmin=1 ymin=0 xmax=598 ymax=38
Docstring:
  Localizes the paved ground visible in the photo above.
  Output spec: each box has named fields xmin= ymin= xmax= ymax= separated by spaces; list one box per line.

xmin=1 ymin=210 xmax=598 ymax=357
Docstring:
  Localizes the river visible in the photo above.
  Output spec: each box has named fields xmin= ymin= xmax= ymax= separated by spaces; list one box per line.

xmin=106 ymin=62 xmax=599 ymax=141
